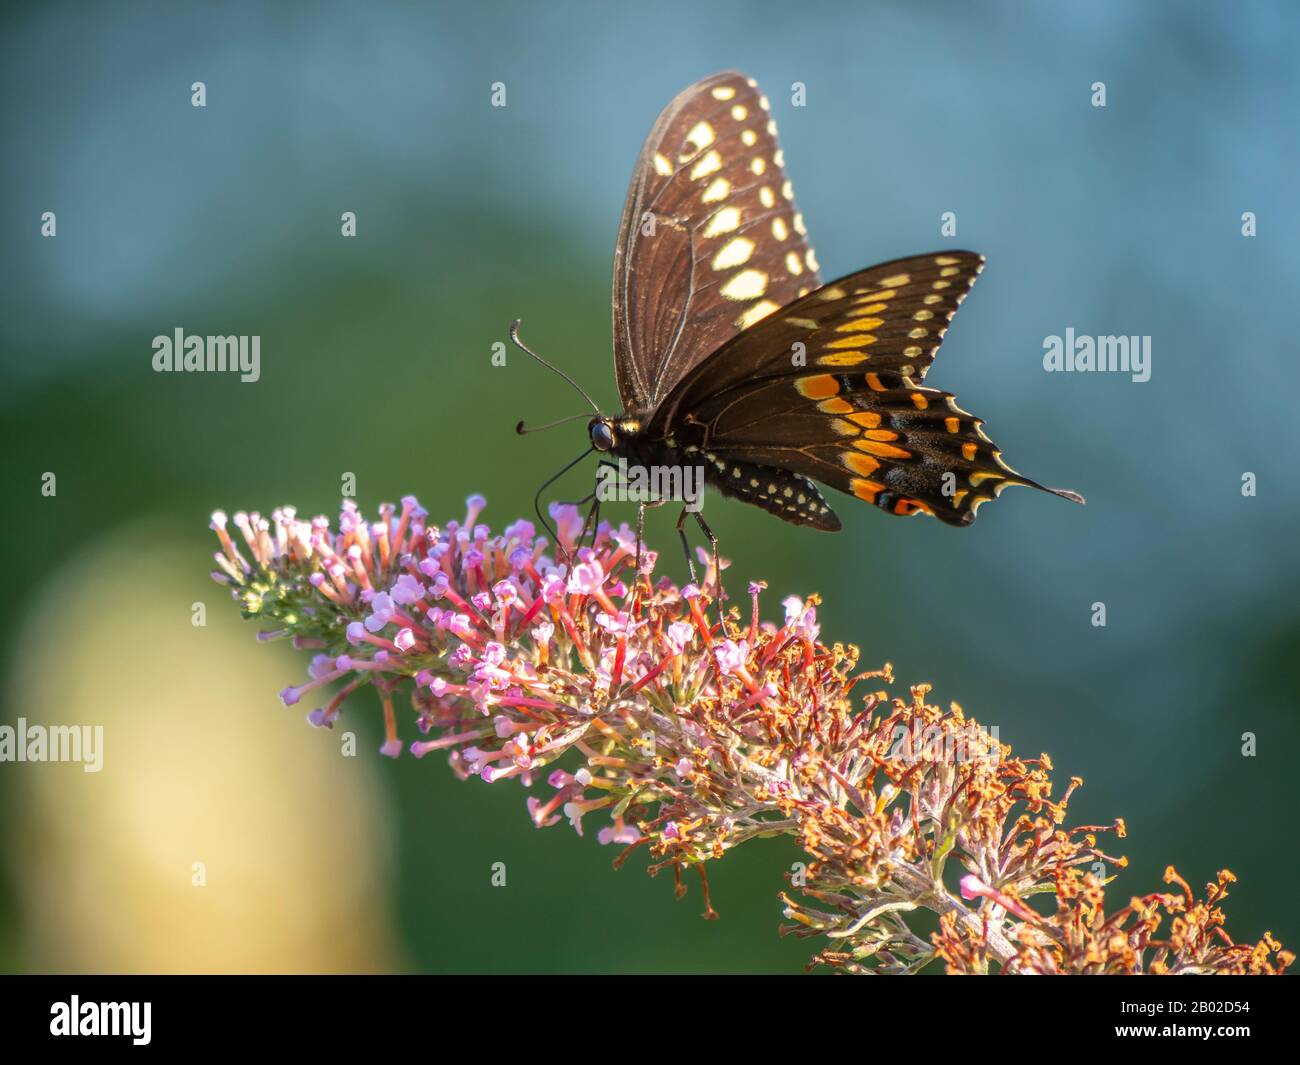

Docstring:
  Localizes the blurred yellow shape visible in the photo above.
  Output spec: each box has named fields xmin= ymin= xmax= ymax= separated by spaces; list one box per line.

xmin=3 ymin=523 xmax=401 ymax=973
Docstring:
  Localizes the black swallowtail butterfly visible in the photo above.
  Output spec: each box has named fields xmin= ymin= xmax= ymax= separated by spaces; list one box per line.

xmin=516 ymin=71 xmax=1082 ymax=560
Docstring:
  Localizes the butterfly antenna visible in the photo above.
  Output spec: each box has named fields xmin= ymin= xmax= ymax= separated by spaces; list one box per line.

xmin=510 ymin=319 xmax=602 ymax=416
xmin=532 ymin=445 xmax=595 ymax=563
xmin=515 ymin=412 xmax=592 ymax=435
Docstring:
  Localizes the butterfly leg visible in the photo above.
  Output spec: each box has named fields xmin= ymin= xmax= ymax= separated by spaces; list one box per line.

xmin=677 ymin=507 xmax=726 ymax=630
xmin=636 ymin=496 xmax=672 ymax=578
xmin=673 ymin=507 xmax=698 ymax=586
xmin=561 ymin=459 xmax=620 ymax=554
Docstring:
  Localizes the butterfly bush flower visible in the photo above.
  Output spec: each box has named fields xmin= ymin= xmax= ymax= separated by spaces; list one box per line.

xmin=210 ymin=496 xmax=1291 ymax=975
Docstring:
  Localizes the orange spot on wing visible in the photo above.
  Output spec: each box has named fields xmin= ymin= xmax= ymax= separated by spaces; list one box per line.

xmin=843 ymin=452 xmax=880 ymax=476
xmin=865 ymin=373 xmax=887 ymax=392
xmin=846 ymin=411 xmax=881 ymax=429
xmin=854 ymin=438 xmax=912 ymax=459
xmin=850 ymin=478 xmax=885 ymax=502
xmin=961 ymin=442 xmax=978 ymax=461
xmin=944 ymin=416 xmax=960 ymax=434
xmin=893 ymin=498 xmax=933 ymax=516
xmin=796 ymin=374 xmax=840 ymax=399
xmin=817 ymin=398 xmax=854 ymax=414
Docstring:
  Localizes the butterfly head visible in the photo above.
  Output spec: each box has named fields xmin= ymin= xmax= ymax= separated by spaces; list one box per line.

xmin=589 ymin=416 xmax=641 ymax=453
xmin=589 ymin=417 xmax=616 ymax=452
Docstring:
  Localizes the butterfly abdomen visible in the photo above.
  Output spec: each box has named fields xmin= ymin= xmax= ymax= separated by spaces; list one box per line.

xmin=703 ymin=455 xmax=841 ymax=531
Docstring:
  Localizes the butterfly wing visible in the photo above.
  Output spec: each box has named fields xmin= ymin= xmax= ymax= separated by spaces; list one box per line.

xmin=650 ymin=252 xmax=1085 ymax=527
xmin=612 ymin=71 xmax=821 ymax=414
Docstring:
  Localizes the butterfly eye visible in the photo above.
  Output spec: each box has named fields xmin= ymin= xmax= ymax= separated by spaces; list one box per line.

xmin=590 ymin=420 xmax=615 ymax=452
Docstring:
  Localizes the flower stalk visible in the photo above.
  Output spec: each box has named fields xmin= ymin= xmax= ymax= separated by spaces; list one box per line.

xmin=209 ymin=495 xmax=1291 ymax=975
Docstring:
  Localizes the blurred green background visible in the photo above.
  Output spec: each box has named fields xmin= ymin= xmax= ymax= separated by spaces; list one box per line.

xmin=2 ymin=0 xmax=1297 ymax=973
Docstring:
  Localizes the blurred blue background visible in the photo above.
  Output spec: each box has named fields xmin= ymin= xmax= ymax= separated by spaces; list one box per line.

xmin=2 ymin=0 xmax=1296 ymax=972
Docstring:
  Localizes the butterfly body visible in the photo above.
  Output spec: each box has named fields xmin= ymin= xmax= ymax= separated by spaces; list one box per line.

xmin=567 ymin=70 xmax=1082 ymax=539
xmin=590 ymin=414 xmax=840 ymax=529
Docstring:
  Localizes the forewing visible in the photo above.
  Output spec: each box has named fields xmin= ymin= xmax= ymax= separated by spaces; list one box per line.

xmin=612 ymin=71 xmax=821 ymax=413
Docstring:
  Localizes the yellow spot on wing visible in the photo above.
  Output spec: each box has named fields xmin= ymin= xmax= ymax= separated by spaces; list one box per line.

xmin=702 ymin=206 xmax=741 ymax=237
xmin=771 ymin=217 xmax=789 ymax=240
xmin=721 ymin=269 xmax=768 ymax=300
xmin=690 ymin=150 xmax=722 ymax=180
xmin=711 ymin=85 xmax=736 ymax=100
xmin=857 ymin=289 xmax=896 ymax=302
xmin=759 ymin=186 xmax=775 ymax=207
xmin=736 ymin=299 xmax=779 ymax=330
xmin=785 ymin=251 xmax=803 ymax=275
xmin=797 ymin=374 xmax=841 ymax=399
xmin=825 ymin=334 xmax=876 ymax=349
xmin=731 ymin=104 xmax=748 ymax=120
xmin=742 ymin=129 xmax=758 ymax=146
xmin=820 ymin=351 xmax=867 ymax=366
xmin=701 ymin=178 xmax=730 ymax=203
xmin=836 ymin=317 xmax=884 ymax=332
xmin=935 ymin=255 xmax=959 ymax=265
xmin=685 ymin=122 xmax=715 ymax=154
xmin=653 ymin=153 xmax=673 ymax=176
xmin=880 ymin=273 xmax=911 ymax=287
xmin=751 ymin=157 xmax=766 ymax=175
xmin=712 ymin=237 xmax=755 ymax=270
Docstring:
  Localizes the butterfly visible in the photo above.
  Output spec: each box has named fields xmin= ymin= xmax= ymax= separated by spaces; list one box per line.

xmin=516 ymin=70 xmax=1082 ymax=559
